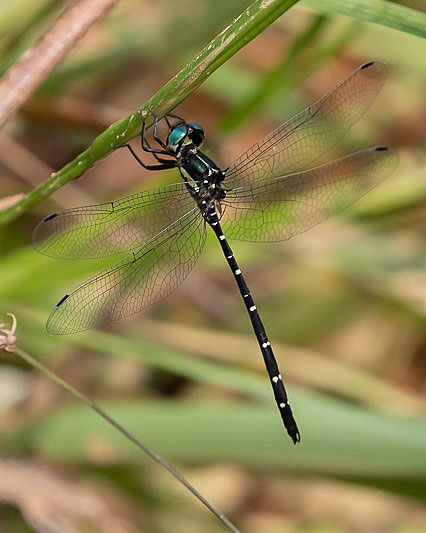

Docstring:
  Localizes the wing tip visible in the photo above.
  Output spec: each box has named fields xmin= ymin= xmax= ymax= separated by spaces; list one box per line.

xmin=374 ymin=146 xmax=399 ymax=177
xmin=32 ymin=213 xmax=58 ymax=253
xmin=47 ymin=294 xmax=101 ymax=335
xmin=374 ymin=145 xmax=398 ymax=160
xmin=46 ymin=295 xmax=73 ymax=335
xmin=43 ymin=212 xmax=58 ymax=222
xmin=360 ymin=60 xmax=388 ymax=79
xmin=56 ymin=294 xmax=70 ymax=307
xmin=46 ymin=318 xmax=60 ymax=335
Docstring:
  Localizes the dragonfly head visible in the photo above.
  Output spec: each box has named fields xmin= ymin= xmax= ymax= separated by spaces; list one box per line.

xmin=167 ymin=122 xmax=204 ymax=153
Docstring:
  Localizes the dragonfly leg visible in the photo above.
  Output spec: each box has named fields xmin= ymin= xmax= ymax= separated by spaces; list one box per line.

xmin=143 ymin=137 xmax=175 ymax=164
xmin=164 ymin=113 xmax=185 ymax=129
xmin=139 ymin=117 xmax=176 ymax=164
xmin=139 ymin=110 xmax=170 ymax=156
xmin=166 ymin=112 xmax=185 ymax=121
xmin=119 ymin=143 xmax=177 ymax=171
xmin=149 ymin=110 xmax=170 ymax=151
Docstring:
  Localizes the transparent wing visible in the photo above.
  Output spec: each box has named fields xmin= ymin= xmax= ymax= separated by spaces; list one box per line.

xmin=221 ymin=147 xmax=398 ymax=242
xmin=225 ymin=61 xmax=388 ymax=189
xmin=47 ymin=208 xmax=205 ymax=334
xmin=33 ymin=183 xmax=195 ymax=259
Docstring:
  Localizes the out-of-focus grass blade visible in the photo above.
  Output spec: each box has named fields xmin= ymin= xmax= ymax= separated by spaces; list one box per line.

xmin=0 ymin=0 xmax=65 ymax=74
xmin=302 ymin=0 xmax=426 ymax=38
xmin=211 ymin=20 xmax=361 ymax=129
xmin=39 ymin=1 xmax=252 ymax=95
xmin=220 ymin=14 xmax=328 ymax=131
xmin=12 ymin=305 xmax=424 ymax=416
xmin=7 ymin=398 xmax=426 ymax=479
xmin=2 ymin=238 xmax=424 ymax=413
xmin=0 ymin=0 xmax=52 ymax=40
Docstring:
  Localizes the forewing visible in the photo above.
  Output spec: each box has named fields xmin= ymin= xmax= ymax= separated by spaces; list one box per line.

xmin=225 ymin=61 xmax=388 ymax=189
xmin=47 ymin=208 xmax=206 ymax=334
xmin=33 ymin=183 xmax=194 ymax=259
xmin=222 ymin=147 xmax=398 ymax=242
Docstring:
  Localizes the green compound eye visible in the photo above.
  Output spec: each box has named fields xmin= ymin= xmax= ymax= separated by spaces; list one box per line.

xmin=167 ymin=124 xmax=188 ymax=147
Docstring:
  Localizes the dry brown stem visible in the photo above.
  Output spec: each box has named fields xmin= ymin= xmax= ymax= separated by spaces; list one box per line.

xmin=0 ymin=0 xmax=120 ymax=129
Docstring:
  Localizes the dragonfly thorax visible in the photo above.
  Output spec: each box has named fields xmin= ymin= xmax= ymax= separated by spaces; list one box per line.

xmin=165 ymin=120 xmax=226 ymax=218
xmin=179 ymin=150 xmax=226 ymax=217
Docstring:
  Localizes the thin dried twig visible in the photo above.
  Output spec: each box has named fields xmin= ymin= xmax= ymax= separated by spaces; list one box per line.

xmin=0 ymin=0 xmax=120 ymax=129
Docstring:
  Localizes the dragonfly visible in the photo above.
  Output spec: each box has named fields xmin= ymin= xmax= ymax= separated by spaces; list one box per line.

xmin=33 ymin=61 xmax=398 ymax=444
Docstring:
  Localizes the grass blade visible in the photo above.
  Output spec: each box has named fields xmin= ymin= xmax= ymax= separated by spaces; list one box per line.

xmin=302 ymin=0 xmax=426 ymax=38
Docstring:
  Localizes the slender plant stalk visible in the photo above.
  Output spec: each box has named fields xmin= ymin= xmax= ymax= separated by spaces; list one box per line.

xmin=13 ymin=345 xmax=240 ymax=533
xmin=0 ymin=0 xmax=67 ymax=76
xmin=0 ymin=0 xmax=300 ymax=227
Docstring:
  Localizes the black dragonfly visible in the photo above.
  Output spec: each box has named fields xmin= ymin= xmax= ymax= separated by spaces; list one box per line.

xmin=33 ymin=61 xmax=398 ymax=444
